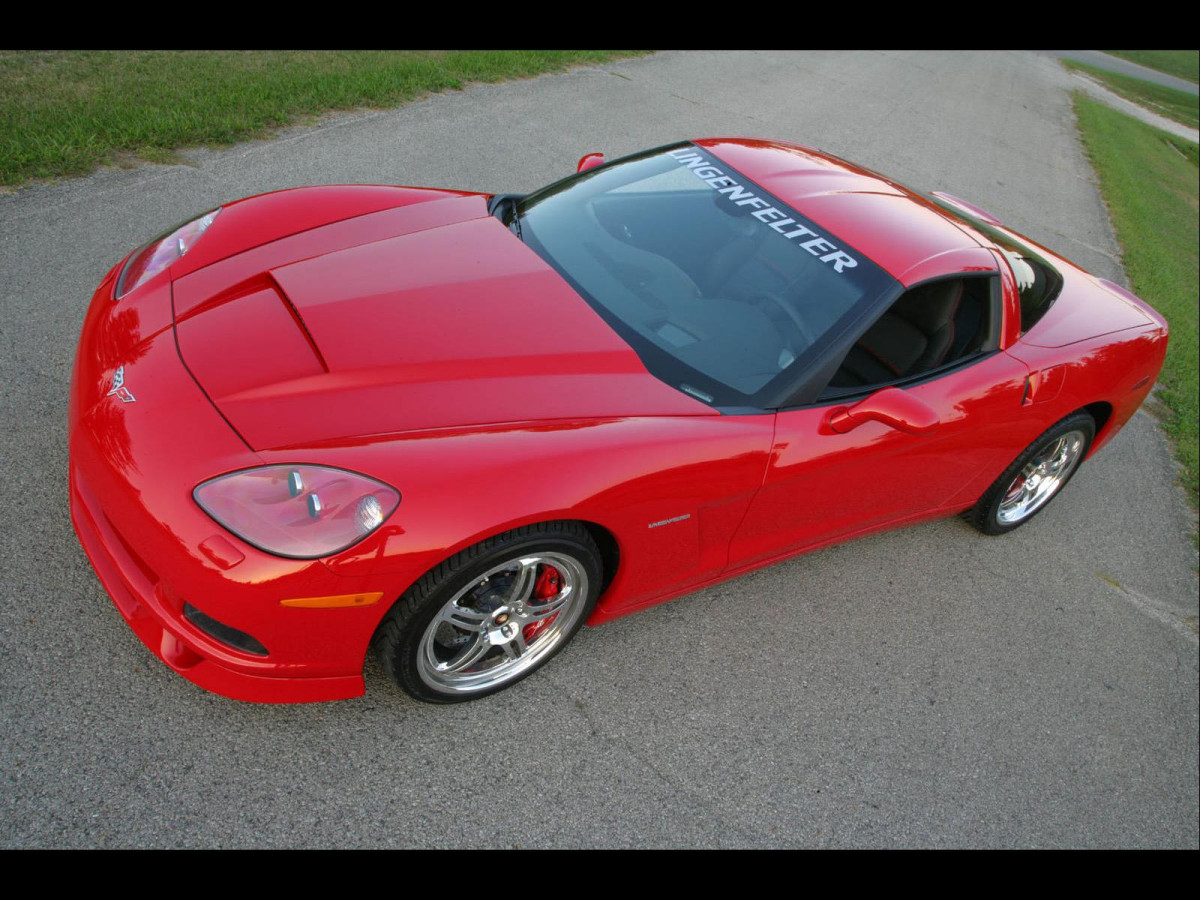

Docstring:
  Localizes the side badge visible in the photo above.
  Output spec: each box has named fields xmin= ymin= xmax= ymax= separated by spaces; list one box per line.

xmin=648 ymin=514 xmax=691 ymax=529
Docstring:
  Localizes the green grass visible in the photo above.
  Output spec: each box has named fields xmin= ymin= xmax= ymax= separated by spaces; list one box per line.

xmin=1073 ymin=94 xmax=1199 ymax=512
xmin=1062 ymin=60 xmax=1199 ymax=129
xmin=1104 ymin=50 xmax=1199 ymax=85
xmin=0 ymin=50 xmax=650 ymax=186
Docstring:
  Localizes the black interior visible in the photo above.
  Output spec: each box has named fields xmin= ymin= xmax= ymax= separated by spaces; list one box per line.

xmin=826 ymin=277 xmax=990 ymax=390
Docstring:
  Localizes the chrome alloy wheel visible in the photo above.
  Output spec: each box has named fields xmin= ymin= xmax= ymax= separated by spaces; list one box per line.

xmin=416 ymin=552 xmax=589 ymax=695
xmin=996 ymin=429 xmax=1087 ymax=525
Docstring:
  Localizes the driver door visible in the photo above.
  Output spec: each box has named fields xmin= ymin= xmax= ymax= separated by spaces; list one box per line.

xmin=727 ymin=278 xmax=1031 ymax=570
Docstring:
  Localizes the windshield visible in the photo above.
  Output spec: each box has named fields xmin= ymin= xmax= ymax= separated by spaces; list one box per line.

xmin=513 ymin=143 xmax=897 ymax=407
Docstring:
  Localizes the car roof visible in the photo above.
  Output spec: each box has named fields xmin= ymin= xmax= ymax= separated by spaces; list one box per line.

xmin=696 ymin=137 xmax=994 ymax=285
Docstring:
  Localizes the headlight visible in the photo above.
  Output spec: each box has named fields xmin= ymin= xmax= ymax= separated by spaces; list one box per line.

xmin=194 ymin=464 xmax=400 ymax=559
xmin=115 ymin=208 xmax=221 ymax=299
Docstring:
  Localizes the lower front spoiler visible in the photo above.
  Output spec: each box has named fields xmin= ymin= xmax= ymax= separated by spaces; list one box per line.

xmin=69 ymin=468 xmax=365 ymax=704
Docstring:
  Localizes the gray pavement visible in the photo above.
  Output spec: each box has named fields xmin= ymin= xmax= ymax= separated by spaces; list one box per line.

xmin=1042 ymin=50 xmax=1199 ymax=96
xmin=1068 ymin=70 xmax=1200 ymax=143
xmin=1 ymin=50 xmax=1197 ymax=848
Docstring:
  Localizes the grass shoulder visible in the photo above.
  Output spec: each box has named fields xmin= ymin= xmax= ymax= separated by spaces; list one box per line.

xmin=1072 ymin=93 xmax=1198 ymax=516
xmin=1062 ymin=60 xmax=1199 ymax=129
xmin=0 ymin=50 xmax=651 ymax=187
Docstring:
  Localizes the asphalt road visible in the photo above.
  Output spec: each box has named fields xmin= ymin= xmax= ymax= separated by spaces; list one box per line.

xmin=1 ymin=50 xmax=1196 ymax=849
xmin=1042 ymin=50 xmax=1199 ymax=95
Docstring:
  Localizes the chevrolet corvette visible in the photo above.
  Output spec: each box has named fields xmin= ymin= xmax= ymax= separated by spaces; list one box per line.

xmin=68 ymin=138 xmax=1169 ymax=703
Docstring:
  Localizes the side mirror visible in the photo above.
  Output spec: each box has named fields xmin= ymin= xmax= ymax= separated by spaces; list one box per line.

xmin=577 ymin=152 xmax=606 ymax=173
xmin=826 ymin=387 xmax=939 ymax=436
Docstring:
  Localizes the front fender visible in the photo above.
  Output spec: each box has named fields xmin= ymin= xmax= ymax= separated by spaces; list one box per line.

xmin=258 ymin=414 xmax=775 ymax=627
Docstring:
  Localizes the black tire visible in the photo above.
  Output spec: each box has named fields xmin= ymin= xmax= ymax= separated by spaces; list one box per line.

xmin=967 ymin=411 xmax=1095 ymax=535
xmin=375 ymin=521 xmax=603 ymax=703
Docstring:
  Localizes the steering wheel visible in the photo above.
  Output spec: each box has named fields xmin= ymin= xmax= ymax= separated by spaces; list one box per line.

xmin=754 ymin=291 xmax=816 ymax=348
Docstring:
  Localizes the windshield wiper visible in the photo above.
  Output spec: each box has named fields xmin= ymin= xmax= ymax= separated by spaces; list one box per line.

xmin=489 ymin=193 xmax=526 ymax=241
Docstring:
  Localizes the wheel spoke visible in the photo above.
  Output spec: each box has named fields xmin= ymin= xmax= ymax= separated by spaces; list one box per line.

xmin=507 ymin=559 xmax=540 ymax=605
xmin=439 ymin=633 xmax=491 ymax=673
xmin=1048 ymin=438 xmax=1079 ymax=473
xmin=521 ymin=588 xmax=572 ymax=621
xmin=441 ymin=605 xmax=487 ymax=632
xmin=1039 ymin=439 xmax=1062 ymax=471
xmin=500 ymin=630 xmax=528 ymax=661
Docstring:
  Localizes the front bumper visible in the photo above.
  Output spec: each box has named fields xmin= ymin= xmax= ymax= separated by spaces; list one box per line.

xmin=69 ymin=463 xmax=364 ymax=702
xmin=67 ymin=271 xmax=390 ymax=703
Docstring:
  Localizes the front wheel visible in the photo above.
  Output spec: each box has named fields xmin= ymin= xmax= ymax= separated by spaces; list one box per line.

xmin=967 ymin=411 xmax=1095 ymax=535
xmin=375 ymin=522 xmax=603 ymax=703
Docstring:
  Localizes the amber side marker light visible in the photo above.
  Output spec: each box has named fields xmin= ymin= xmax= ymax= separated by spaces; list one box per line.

xmin=280 ymin=592 xmax=384 ymax=609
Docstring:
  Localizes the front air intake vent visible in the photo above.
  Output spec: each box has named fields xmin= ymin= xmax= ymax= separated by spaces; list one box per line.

xmin=183 ymin=603 xmax=268 ymax=656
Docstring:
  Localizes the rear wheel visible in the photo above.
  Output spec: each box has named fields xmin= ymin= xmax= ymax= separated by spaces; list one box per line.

xmin=376 ymin=522 xmax=602 ymax=703
xmin=968 ymin=411 xmax=1094 ymax=535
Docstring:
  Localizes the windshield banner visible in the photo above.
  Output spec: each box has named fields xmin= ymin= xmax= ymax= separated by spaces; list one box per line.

xmin=666 ymin=146 xmax=859 ymax=274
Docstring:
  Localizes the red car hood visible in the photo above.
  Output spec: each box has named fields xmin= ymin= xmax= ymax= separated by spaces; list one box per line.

xmin=174 ymin=212 xmax=709 ymax=450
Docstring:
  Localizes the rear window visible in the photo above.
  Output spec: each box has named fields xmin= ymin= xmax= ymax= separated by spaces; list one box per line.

xmin=925 ymin=196 xmax=1063 ymax=334
xmin=997 ymin=246 xmax=1063 ymax=334
xmin=512 ymin=143 xmax=897 ymax=407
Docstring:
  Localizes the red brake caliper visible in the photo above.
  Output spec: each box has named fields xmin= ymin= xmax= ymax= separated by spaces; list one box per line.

xmin=523 ymin=564 xmax=561 ymax=643
xmin=1005 ymin=473 xmax=1026 ymax=501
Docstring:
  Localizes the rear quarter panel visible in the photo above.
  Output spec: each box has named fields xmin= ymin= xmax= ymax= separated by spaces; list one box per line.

xmin=1006 ymin=324 xmax=1168 ymax=457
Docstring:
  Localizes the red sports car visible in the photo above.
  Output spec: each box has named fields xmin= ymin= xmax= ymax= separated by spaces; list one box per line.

xmin=69 ymin=138 xmax=1168 ymax=704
